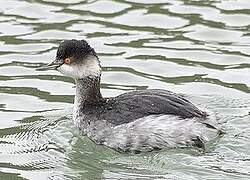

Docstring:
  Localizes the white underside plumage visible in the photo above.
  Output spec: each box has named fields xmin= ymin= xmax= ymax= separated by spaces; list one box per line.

xmin=82 ymin=112 xmax=220 ymax=152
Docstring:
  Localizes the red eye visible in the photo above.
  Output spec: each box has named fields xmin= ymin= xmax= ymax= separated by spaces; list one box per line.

xmin=64 ymin=58 xmax=71 ymax=64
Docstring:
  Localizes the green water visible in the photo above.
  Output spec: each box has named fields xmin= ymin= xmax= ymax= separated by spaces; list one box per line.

xmin=0 ymin=0 xmax=250 ymax=179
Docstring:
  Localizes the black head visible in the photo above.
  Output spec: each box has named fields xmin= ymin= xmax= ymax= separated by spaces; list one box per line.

xmin=56 ymin=39 xmax=96 ymax=64
xmin=37 ymin=39 xmax=101 ymax=79
xmin=37 ymin=39 xmax=99 ymax=72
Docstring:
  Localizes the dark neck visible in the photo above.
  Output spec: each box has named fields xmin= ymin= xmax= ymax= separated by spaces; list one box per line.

xmin=74 ymin=75 xmax=103 ymax=107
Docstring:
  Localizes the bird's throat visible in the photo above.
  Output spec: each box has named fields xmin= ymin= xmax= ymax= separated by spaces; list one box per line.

xmin=73 ymin=76 xmax=103 ymax=120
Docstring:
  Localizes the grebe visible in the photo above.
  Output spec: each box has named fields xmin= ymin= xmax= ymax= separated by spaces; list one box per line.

xmin=37 ymin=39 xmax=220 ymax=153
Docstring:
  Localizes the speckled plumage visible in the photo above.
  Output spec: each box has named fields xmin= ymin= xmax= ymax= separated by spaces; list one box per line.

xmin=73 ymin=76 xmax=220 ymax=152
xmin=77 ymin=89 xmax=207 ymax=126
xmin=40 ymin=39 xmax=221 ymax=153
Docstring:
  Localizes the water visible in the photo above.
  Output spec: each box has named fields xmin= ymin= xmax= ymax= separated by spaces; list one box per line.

xmin=0 ymin=0 xmax=250 ymax=179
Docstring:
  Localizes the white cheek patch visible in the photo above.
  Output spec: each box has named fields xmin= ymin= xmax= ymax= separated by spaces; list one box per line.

xmin=57 ymin=64 xmax=75 ymax=78
xmin=57 ymin=58 xmax=101 ymax=79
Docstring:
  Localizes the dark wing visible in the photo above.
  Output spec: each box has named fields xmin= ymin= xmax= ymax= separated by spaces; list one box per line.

xmin=84 ymin=89 xmax=207 ymax=126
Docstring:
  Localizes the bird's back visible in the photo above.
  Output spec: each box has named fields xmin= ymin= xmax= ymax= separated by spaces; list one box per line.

xmin=81 ymin=89 xmax=207 ymax=126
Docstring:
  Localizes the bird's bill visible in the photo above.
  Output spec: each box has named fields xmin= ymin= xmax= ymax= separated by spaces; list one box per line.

xmin=36 ymin=61 xmax=62 ymax=71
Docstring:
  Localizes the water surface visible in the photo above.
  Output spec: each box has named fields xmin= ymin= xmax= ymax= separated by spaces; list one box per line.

xmin=0 ymin=0 xmax=250 ymax=179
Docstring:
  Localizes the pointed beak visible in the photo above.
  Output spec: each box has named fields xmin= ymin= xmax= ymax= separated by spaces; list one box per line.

xmin=36 ymin=60 xmax=63 ymax=71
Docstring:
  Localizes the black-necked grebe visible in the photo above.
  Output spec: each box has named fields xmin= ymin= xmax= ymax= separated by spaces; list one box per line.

xmin=37 ymin=39 xmax=220 ymax=153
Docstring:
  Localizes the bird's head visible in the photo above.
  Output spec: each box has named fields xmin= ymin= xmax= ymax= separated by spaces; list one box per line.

xmin=37 ymin=39 xmax=101 ymax=79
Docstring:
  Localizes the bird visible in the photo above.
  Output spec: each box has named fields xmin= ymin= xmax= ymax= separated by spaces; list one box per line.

xmin=37 ymin=39 xmax=220 ymax=153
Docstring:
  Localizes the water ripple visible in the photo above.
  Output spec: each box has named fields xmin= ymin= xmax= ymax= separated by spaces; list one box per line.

xmin=0 ymin=0 xmax=250 ymax=179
